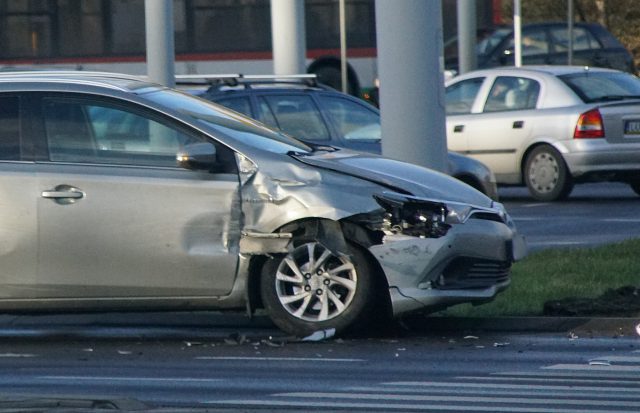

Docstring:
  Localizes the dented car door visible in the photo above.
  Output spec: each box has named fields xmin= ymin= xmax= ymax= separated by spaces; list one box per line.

xmin=35 ymin=95 xmax=241 ymax=300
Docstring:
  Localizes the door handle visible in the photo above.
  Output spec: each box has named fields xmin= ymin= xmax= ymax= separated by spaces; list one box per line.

xmin=453 ymin=124 xmax=464 ymax=133
xmin=513 ymin=120 xmax=524 ymax=129
xmin=42 ymin=185 xmax=85 ymax=205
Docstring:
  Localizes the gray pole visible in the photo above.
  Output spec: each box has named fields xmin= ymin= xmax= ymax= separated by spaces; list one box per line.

xmin=145 ymin=0 xmax=175 ymax=87
xmin=375 ymin=0 xmax=447 ymax=172
xmin=271 ymin=0 xmax=307 ymax=75
xmin=339 ymin=0 xmax=348 ymax=93
xmin=457 ymin=0 xmax=477 ymax=75
xmin=568 ymin=0 xmax=574 ymax=65
xmin=513 ymin=0 xmax=522 ymax=67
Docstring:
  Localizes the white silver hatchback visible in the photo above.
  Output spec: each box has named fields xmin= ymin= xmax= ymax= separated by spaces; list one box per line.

xmin=446 ymin=66 xmax=640 ymax=201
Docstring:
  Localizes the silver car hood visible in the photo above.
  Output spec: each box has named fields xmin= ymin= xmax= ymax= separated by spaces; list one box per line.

xmin=293 ymin=150 xmax=493 ymax=208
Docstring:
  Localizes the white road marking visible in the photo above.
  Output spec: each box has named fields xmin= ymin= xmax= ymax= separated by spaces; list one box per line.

xmin=40 ymin=376 xmax=223 ymax=382
xmin=545 ymin=364 xmax=640 ymax=373
xmin=383 ymin=381 xmax=640 ymax=392
xmin=273 ymin=391 xmax=640 ymax=408
xmin=0 ymin=353 xmax=36 ymax=358
xmin=194 ymin=356 xmax=364 ymax=362
xmin=205 ymin=399 xmax=628 ymax=413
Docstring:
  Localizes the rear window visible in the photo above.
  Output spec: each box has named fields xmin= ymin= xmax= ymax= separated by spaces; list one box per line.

xmin=559 ymin=71 xmax=640 ymax=102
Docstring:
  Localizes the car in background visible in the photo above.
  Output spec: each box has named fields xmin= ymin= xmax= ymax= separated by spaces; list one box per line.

xmin=0 ymin=71 xmax=525 ymax=337
xmin=184 ymin=74 xmax=499 ymax=200
xmin=446 ymin=22 xmax=635 ymax=75
xmin=445 ymin=65 xmax=640 ymax=201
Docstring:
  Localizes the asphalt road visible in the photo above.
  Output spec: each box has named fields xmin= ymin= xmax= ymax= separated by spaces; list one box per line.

xmin=499 ymin=182 xmax=640 ymax=251
xmin=0 ymin=182 xmax=636 ymax=411
xmin=0 ymin=322 xmax=638 ymax=412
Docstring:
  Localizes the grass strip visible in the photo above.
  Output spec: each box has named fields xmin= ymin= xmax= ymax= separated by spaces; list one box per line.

xmin=439 ymin=238 xmax=640 ymax=317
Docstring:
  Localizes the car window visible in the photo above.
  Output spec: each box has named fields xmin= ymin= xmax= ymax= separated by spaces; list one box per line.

xmin=260 ymin=95 xmax=330 ymax=141
xmin=146 ymin=89 xmax=312 ymax=154
xmin=501 ymin=29 xmax=549 ymax=57
xmin=559 ymin=71 xmax=640 ymax=102
xmin=446 ymin=77 xmax=484 ymax=115
xmin=256 ymin=97 xmax=280 ymax=129
xmin=0 ymin=96 xmax=21 ymax=161
xmin=484 ymin=76 xmax=540 ymax=112
xmin=214 ymin=96 xmax=252 ymax=117
xmin=319 ymin=95 xmax=380 ymax=141
xmin=42 ymin=98 xmax=201 ymax=167
xmin=549 ymin=27 xmax=600 ymax=52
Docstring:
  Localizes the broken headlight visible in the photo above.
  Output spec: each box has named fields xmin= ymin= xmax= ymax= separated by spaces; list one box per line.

xmin=373 ymin=192 xmax=451 ymax=238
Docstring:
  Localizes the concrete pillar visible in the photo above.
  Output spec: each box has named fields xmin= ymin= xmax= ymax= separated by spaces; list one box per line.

xmin=145 ymin=0 xmax=175 ymax=87
xmin=271 ymin=0 xmax=306 ymax=75
xmin=375 ymin=0 xmax=447 ymax=172
xmin=457 ymin=0 xmax=477 ymax=75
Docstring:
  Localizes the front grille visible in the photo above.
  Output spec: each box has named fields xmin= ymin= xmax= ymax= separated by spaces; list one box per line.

xmin=436 ymin=258 xmax=511 ymax=290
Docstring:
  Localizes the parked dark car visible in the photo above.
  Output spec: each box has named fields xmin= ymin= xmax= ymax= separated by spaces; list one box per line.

xmin=446 ymin=22 xmax=635 ymax=74
xmin=181 ymin=75 xmax=498 ymax=200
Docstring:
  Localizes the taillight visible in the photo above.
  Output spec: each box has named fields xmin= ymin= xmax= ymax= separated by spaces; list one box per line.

xmin=574 ymin=109 xmax=604 ymax=139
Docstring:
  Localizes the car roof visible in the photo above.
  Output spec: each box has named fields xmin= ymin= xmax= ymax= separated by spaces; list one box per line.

xmin=177 ymin=74 xmax=332 ymax=96
xmin=449 ymin=65 xmax=620 ymax=82
xmin=0 ymin=71 xmax=159 ymax=93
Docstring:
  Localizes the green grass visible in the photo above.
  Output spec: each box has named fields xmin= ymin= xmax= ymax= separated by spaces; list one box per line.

xmin=439 ymin=239 xmax=640 ymax=317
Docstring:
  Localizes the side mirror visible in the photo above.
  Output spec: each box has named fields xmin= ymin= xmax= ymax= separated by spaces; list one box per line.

xmin=177 ymin=142 xmax=218 ymax=171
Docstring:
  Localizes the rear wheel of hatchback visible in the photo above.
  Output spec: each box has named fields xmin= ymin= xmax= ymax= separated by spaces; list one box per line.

xmin=260 ymin=239 xmax=378 ymax=337
xmin=524 ymin=145 xmax=574 ymax=201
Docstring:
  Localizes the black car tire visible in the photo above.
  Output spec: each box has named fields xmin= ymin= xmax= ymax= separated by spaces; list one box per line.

xmin=524 ymin=145 xmax=573 ymax=201
xmin=261 ymin=239 xmax=376 ymax=337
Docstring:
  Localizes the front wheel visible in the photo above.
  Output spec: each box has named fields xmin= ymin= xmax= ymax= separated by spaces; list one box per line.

xmin=261 ymin=240 xmax=376 ymax=337
xmin=524 ymin=145 xmax=573 ymax=201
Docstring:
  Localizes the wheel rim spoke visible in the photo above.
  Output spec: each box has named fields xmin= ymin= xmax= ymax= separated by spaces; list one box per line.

xmin=327 ymin=289 xmax=346 ymax=313
xmin=318 ymin=292 xmax=330 ymax=321
xmin=292 ymin=294 xmax=314 ymax=318
xmin=327 ymin=274 xmax=356 ymax=291
xmin=306 ymin=243 xmax=316 ymax=271
xmin=283 ymin=257 xmax=305 ymax=281
xmin=276 ymin=270 xmax=303 ymax=285
xmin=281 ymin=290 xmax=311 ymax=305
xmin=309 ymin=249 xmax=332 ymax=274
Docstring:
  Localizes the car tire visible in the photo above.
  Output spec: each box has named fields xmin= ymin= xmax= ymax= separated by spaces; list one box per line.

xmin=260 ymin=239 xmax=376 ymax=337
xmin=524 ymin=145 xmax=573 ymax=201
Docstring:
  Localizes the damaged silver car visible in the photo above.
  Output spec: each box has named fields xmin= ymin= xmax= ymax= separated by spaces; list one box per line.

xmin=0 ymin=71 xmax=526 ymax=336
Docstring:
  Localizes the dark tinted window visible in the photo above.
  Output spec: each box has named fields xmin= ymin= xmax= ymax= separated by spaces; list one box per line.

xmin=0 ymin=96 xmax=20 ymax=160
xmin=260 ymin=95 xmax=330 ymax=141
xmin=215 ymin=97 xmax=252 ymax=117
xmin=484 ymin=77 xmax=540 ymax=112
xmin=42 ymin=98 xmax=200 ymax=167
xmin=559 ymin=71 xmax=640 ymax=102
xmin=549 ymin=27 xmax=600 ymax=52
xmin=446 ymin=78 xmax=484 ymax=115
xmin=320 ymin=96 xmax=380 ymax=141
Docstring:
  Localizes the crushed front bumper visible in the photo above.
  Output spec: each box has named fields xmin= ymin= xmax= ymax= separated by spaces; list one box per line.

xmin=368 ymin=214 xmax=526 ymax=316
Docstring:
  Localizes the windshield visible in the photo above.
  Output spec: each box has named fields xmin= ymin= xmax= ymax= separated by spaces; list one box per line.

xmin=558 ymin=71 xmax=640 ymax=103
xmin=144 ymin=88 xmax=313 ymax=154
xmin=477 ymin=27 xmax=511 ymax=56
